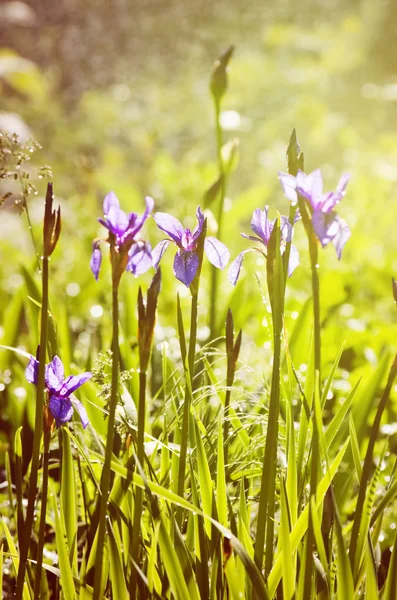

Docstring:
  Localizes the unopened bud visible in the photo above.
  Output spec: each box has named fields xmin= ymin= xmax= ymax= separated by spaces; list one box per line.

xmin=210 ymin=46 xmax=234 ymax=105
xmin=43 ymin=183 xmax=61 ymax=257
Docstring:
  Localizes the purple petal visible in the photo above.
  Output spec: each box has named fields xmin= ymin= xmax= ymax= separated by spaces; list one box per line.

xmin=70 ymin=397 xmax=89 ymax=429
xmin=45 ymin=358 xmax=64 ymax=392
xmin=336 ymin=172 xmax=350 ymax=196
xmin=297 ymin=169 xmax=324 ymax=210
xmin=127 ymin=196 xmax=154 ymax=240
xmin=241 ymin=233 xmax=264 ymax=244
xmin=228 ymin=250 xmax=253 ymax=286
xmin=312 ymin=210 xmax=341 ymax=248
xmin=59 ymin=372 xmax=93 ymax=397
xmin=332 ymin=216 xmax=351 ymax=259
xmin=278 ymin=172 xmax=298 ymax=204
xmin=153 ymin=212 xmax=184 ymax=245
xmin=25 ymin=356 xmax=39 ymax=385
xmin=193 ymin=205 xmax=205 ymax=240
xmin=152 ymin=239 xmax=171 ymax=269
xmin=173 ymin=250 xmax=199 ymax=286
xmin=280 ymin=217 xmax=293 ymax=243
xmin=50 ymin=356 xmax=64 ymax=382
xmin=288 ymin=245 xmax=300 ymax=276
xmin=107 ymin=206 xmax=129 ymax=236
xmin=90 ymin=242 xmax=102 ymax=281
xmin=103 ymin=191 xmax=120 ymax=216
xmin=49 ymin=395 xmax=73 ymax=427
xmin=250 ymin=208 xmax=266 ymax=241
xmin=127 ymin=242 xmax=153 ymax=275
xmin=204 ymin=237 xmax=230 ymax=270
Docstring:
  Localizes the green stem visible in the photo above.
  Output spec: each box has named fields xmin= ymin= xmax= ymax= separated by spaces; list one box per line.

xmin=209 ymin=100 xmax=225 ymax=340
xmin=129 ymin=370 xmax=147 ymax=596
xmin=33 ymin=429 xmax=51 ymax=600
xmin=177 ymin=291 xmax=199 ymax=504
xmin=93 ymin=286 xmax=119 ymax=600
xmin=16 ymin=256 xmax=49 ymax=600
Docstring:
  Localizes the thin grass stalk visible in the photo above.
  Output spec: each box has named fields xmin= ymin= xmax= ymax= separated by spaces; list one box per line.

xmin=177 ymin=290 xmax=199 ymax=503
xmin=349 ymin=353 xmax=397 ymax=569
xmin=33 ymin=426 xmax=51 ymax=600
xmin=16 ymin=256 xmax=49 ymax=600
xmin=93 ymin=286 xmax=119 ymax=600
xmin=129 ymin=370 xmax=147 ymax=596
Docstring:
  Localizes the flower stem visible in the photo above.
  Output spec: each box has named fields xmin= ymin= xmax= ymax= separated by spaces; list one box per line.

xmin=177 ymin=290 xmax=199 ymax=504
xmin=129 ymin=370 xmax=147 ymax=596
xmin=93 ymin=286 xmax=119 ymax=600
xmin=209 ymin=100 xmax=225 ymax=340
xmin=16 ymin=256 xmax=49 ymax=600
xmin=33 ymin=428 xmax=51 ymax=600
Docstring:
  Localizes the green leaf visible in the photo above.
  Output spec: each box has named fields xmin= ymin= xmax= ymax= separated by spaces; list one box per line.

xmin=61 ymin=427 xmax=78 ymax=573
xmin=216 ymin=415 xmax=227 ymax=527
xmin=108 ymin=521 xmax=128 ymax=600
xmin=194 ymin=415 xmax=213 ymax=539
xmin=50 ymin=483 xmax=76 ymax=600
xmin=1 ymin=518 xmax=31 ymax=600
xmin=280 ymin=479 xmax=296 ymax=600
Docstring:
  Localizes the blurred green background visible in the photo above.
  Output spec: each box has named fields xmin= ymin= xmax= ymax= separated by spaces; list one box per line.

xmin=2 ymin=0 xmax=397 ymax=446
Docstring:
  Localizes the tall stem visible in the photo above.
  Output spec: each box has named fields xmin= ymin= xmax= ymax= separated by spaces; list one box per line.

xmin=16 ymin=256 xmax=49 ymax=599
xmin=129 ymin=370 xmax=147 ymax=596
xmin=209 ymin=100 xmax=225 ymax=339
xmin=93 ymin=286 xmax=119 ymax=600
xmin=177 ymin=291 xmax=199 ymax=503
xmin=33 ymin=428 xmax=51 ymax=600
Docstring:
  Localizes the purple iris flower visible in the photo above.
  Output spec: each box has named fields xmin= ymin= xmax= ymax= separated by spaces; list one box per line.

xmin=91 ymin=192 xmax=154 ymax=280
xmin=278 ymin=169 xmax=350 ymax=259
xmin=26 ymin=355 xmax=92 ymax=429
xmin=152 ymin=206 xmax=230 ymax=287
xmin=229 ymin=206 xmax=299 ymax=286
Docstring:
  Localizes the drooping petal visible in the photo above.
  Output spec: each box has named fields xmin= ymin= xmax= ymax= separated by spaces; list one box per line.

xmin=331 ymin=216 xmax=351 ymax=259
xmin=152 ymin=239 xmax=171 ymax=269
xmin=287 ymin=245 xmax=300 ymax=277
xmin=60 ymin=372 xmax=93 ymax=397
xmin=228 ymin=250 xmax=253 ymax=286
xmin=127 ymin=242 xmax=153 ymax=275
xmin=278 ymin=172 xmax=298 ymax=204
xmin=127 ymin=196 xmax=154 ymax=239
xmin=70 ymin=397 xmax=89 ymax=429
xmin=311 ymin=210 xmax=341 ymax=248
xmin=153 ymin=212 xmax=184 ymax=245
xmin=107 ymin=205 xmax=130 ymax=237
xmin=90 ymin=242 xmax=102 ymax=281
xmin=204 ymin=237 xmax=230 ymax=270
xmin=49 ymin=395 xmax=73 ymax=427
xmin=103 ymin=191 xmax=120 ymax=216
xmin=193 ymin=205 xmax=205 ymax=240
xmin=173 ymin=250 xmax=199 ymax=286
xmin=25 ymin=356 xmax=39 ymax=385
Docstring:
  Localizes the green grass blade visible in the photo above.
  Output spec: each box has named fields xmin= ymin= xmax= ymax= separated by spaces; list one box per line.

xmin=194 ymin=415 xmax=213 ymax=539
xmin=320 ymin=341 xmax=346 ymax=409
xmin=349 ymin=412 xmax=363 ymax=481
xmin=2 ymin=518 xmax=31 ymax=600
xmin=324 ymin=378 xmax=360 ymax=450
xmin=267 ymin=437 xmax=350 ymax=597
xmin=365 ymin=538 xmax=379 ymax=600
xmin=384 ymin=528 xmax=397 ymax=600
xmin=50 ymin=483 xmax=76 ymax=600
xmin=108 ymin=520 xmax=128 ymax=600
xmin=216 ymin=414 xmax=227 ymax=527
xmin=280 ymin=478 xmax=295 ymax=600
xmin=61 ymin=427 xmax=78 ymax=573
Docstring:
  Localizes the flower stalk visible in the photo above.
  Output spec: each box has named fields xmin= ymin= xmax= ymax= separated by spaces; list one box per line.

xmin=16 ymin=183 xmax=60 ymax=600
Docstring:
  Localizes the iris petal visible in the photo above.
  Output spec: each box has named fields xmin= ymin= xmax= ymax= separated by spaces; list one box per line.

xmin=173 ymin=250 xmax=199 ymax=286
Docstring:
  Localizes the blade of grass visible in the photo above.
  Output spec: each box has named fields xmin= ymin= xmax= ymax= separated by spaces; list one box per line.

xmin=61 ymin=427 xmax=78 ymax=573
xmin=50 ymin=482 xmax=76 ymax=600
